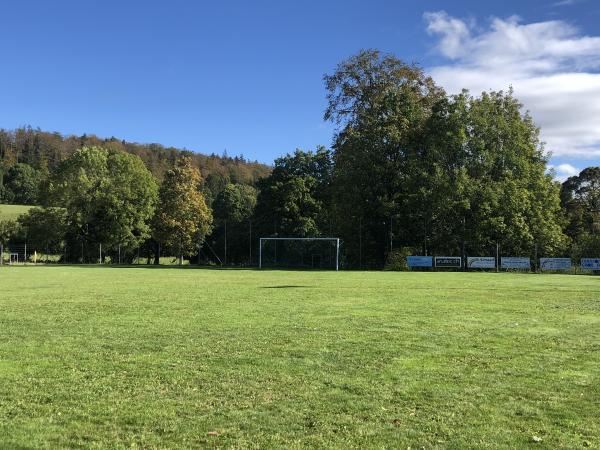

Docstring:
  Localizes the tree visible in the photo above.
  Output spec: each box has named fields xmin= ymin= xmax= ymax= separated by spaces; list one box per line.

xmin=561 ymin=167 xmax=600 ymax=238
xmin=0 ymin=184 xmax=14 ymax=203
xmin=152 ymin=157 xmax=213 ymax=264
xmin=325 ymin=50 xmax=443 ymax=267
xmin=210 ymin=183 xmax=257 ymax=264
xmin=561 ymin=167 xmax=600 ymax=260
xmin=325 ymin=50 xmax=566 ymax=267
xmin=48 ymin=146 xmax=158 ymax=261
xmin=4 ymin=163 xmax=40 ymax=205
xmin=421 ymin=90 xmax=567 ymax=257
xmin=0 ymin=220 xmax=19 ymax=246
xmin=253 ymin=147 xmax=333 ymax=238
xmin=213 ymin=183 xmax=257 ymax=224
xmin=17 ymin=207 xmax=67 ymax=252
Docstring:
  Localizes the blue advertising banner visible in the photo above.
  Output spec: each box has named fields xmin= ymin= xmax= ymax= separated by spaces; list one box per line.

xmin=540 ymin=258 xmax=571 ymax=271
xmin=407 ymin=256 xmax=433 ymax=268
xmin=581 ymin=258 xmax=600 ymax=270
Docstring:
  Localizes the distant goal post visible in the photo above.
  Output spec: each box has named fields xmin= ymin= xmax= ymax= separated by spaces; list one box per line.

xmin=259 ymin=237 xmax=340 ymax=271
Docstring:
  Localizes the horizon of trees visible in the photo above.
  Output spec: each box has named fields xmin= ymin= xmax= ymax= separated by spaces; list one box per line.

xmin=1 ymin=49 xmax=599 ymax=268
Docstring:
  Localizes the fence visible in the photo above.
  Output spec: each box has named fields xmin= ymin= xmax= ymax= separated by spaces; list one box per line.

xmin=0 ymin=239 xmax=598 ymax=275
xmin=0 ymin=242 xmax=194 ymax=266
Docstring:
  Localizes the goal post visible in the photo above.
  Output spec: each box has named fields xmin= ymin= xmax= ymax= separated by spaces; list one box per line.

xmin=259 ymin=237 xmax=340 ymax=271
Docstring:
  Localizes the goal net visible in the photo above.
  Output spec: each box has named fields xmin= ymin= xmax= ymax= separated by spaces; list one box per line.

xmin=259 ymin=238 xmax=340 ymax=270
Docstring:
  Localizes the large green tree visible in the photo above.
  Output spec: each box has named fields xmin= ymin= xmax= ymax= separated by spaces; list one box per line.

xmin=561 ymin=167 xmax=600 ymax=238
xmin=419 ymin=90 xmax=567 ymax=257
xmin=326 ymin=51 xmax=566 ymax=267
xmin=325 ymin=50 xmax=443 ymax=267
xmin=4 ymin=163 xmax=40 ymax=205
xmin=561 ymin=167 xmax=600 ymax=259
xmin=48 ymin=146 xmax=158 ymax=261
xmin=253 ymin=147 xmax=333 ymax=238
xmin=210 ymin=183 xmax=257 ymax=264
xmin=152 ymin=157 xmax=213 ymax=264
xmin=17 ymin=207 xmax=67 ymax=253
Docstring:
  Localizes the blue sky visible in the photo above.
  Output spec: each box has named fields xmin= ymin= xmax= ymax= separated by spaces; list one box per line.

xmin=1 ymin=0 xmax=599 ymax=177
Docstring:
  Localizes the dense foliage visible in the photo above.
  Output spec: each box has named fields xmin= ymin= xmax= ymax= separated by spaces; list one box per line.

xmin=0 ymin=50 xmax=597 ymax=268
xmin=47 ymin=146 xmax=158 ymax=261
xmin=0 ymin=126 xmax=271 ymax=205
xmin=323 ymin=50 xmax=568 ymax=267
xmin=152 ymin=157 xmax=213 ymax=264
xmin=210 ymin=183 xmax=257 ymax=265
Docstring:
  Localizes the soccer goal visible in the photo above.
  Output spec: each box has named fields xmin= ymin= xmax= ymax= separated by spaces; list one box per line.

xmin=259 ymin=237 xmax=340 ymax=271
xmin=9 ymin=253 xmax=19 ymax=265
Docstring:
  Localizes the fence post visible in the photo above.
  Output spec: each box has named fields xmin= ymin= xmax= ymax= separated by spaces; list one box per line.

xmin=496 ymin=243 xmax=499 ymax=273
xmin=224 ymin=220 xmax=227 ymax=265
xmin=99 ymin=243 xmax=102 ymax=264
xmin=249 ymin=220 xmax=252 ymax=265
xmin=0 ymin=243 xmax=3 ymax=266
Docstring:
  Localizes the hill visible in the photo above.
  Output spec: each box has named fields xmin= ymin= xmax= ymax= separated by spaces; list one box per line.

xmin=0 ymin=127 xmax=271 ymax=187
xmin=0 ymin=204 xmax=32 ymax=221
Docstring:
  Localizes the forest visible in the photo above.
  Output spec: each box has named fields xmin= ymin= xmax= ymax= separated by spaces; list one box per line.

xmin=0 ymin=50 xmax=598 ymax=268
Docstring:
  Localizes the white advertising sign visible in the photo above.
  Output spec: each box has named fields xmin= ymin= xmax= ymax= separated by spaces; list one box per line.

xmin=467 ymin=257 xmax=496 ymax=269
xmin=501 ymin=257 xmax=531 ymax=270
xmin=540 ymin=258 xmax=571 ymax=271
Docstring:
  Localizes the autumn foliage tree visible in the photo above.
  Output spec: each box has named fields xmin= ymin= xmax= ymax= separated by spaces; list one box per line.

xmin=152 ymin=157 xmax=213 ymax=264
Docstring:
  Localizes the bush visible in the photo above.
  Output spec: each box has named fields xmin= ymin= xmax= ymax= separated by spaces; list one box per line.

xmin=384 ymin=247 xmax=413 ymax=271
xmin=0 ymin=219 xmax=20 ymax=245
xmin=0 ymin=185 xmax=14 ymax=203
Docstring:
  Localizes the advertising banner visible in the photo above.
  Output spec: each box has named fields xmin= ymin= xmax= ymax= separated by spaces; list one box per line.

xmin=407 ymin=256 xmax=433 ymax=268
xmin=467 ymin=257 xmax=496 ymax=269
xmin=501 ymin=257 xmax=531 ymax=270
xmin=540 ymin=258 xmax=571 ymax=271
xmin=581 ymin=258 xmax=600 ymax=270
xmin=435 ymin=256 xmax=462 ymax=268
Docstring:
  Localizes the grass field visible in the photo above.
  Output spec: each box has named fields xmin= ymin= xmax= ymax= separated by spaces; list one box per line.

xmin=0 ymin=204 xmax=32 ymax=221
xmin=0 ymin=268 xmax=598 ymax=449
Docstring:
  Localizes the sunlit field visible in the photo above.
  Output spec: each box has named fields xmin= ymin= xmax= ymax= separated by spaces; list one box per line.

xmin=0 ymin=204 xmax=32 ymax=221
xmin=0 ymin=267 xmax=598 ymax=448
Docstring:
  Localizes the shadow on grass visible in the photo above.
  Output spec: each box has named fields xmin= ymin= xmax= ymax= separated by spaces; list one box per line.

xmin=261 ymin=285 xmax=315 ymax=289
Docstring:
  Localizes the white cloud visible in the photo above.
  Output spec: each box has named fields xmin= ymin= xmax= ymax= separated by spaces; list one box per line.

xmin=548 ymin=163 xmax=580 ymax=181
xmin=424 ymin=11 xmax=600 ymax=160
xmin=553 ymin=0 xmax=578 ymax=6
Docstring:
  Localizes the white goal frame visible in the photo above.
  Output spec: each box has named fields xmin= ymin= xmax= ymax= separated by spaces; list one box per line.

xmin=259 ymin=237 xmax=340 ymax=271
xmin=9 ymin=253 xmax=19 ymax=265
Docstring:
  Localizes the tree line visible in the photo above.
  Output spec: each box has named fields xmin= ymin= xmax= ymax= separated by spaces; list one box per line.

xmin=1 ymin=50 xmax=599 ymax=268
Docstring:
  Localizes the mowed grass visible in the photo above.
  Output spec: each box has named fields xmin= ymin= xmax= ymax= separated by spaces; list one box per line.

xmin=0 ymin=204 xmax=32 ymax=221
xmin=0 ymin=268 xmax=598 ymax=449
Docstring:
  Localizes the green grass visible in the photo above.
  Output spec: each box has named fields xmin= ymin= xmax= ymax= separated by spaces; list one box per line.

xmin=0 ymin=268 xmax=598 ymax=449
xmin=0 ymin=204 xmax=33 ymax=221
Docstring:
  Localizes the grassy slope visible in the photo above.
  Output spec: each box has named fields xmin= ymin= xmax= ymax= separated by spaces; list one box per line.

xmin=0 ymin=268 xmax=598 ymax=449
xmin=0 ymin=204 xmax=32 ymax=221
